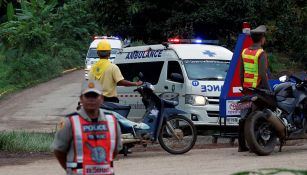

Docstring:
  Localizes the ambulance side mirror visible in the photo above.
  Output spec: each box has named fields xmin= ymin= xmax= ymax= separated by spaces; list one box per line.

xmin=170 ymin=73 xmax=184 ymax=83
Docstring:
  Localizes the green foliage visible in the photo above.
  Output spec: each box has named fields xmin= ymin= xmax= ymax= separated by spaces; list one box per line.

xmin=88 ymin=0 xmax=306 ymax=69
xmin=7 ymin=52 xmax=62 ymax=85
xmin=267 ymin=53 xmax=287 ymax=77
xmin=87 ymin=0 xmax=132 ymax=36
xmin=0 ymin=0 xmax=95 ymax=95
xmin=268 ymin=0 xmax=307 ymax=68
xmin=6 ymin=2 xmax=14 ymax=21
xmin=0 ymin=0 xmax=305 ymax=94
xmin=0 ymin=0 xmax=54 ymax=57
xmin=51 ymin=0 xmax=98 ymax=45
xmin=0 ymin=131 xmax=53 ymax=152
xmin=0 ymin=59 xmax=13 ymax=94
xmin=57 ymin=47 xmax=83 ymax=69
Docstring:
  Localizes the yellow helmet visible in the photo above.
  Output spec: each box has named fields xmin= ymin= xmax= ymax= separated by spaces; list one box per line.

xmin=97 ymin=39 xmax=111 ymax=51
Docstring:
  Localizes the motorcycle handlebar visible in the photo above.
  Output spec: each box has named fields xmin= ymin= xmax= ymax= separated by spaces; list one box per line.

xmin=133 ymin=88 xmax=140 ymax=92
xmin=243 ymin=87 xmax=274 ymax=96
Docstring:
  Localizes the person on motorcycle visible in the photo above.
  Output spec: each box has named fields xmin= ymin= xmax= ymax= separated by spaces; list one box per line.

xmin=52 ymin=79 xmax=122 ymax=175
xmin=88 ymin=39 xmax=143 ymax=103
xmin=238 ymin=25 xmax=271 ymax=152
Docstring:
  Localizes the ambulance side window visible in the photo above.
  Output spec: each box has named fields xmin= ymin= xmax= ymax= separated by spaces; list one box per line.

xmin=117 ymin=62 xmax=164 ymax=85
xmin=167 ymin=61 xmax=183 ymax=83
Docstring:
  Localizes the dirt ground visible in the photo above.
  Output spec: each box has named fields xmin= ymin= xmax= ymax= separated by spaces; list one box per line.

xmin=0 ymin=70 xmax=82 ymax=132
xmin=0 ymin=144 xmax=307 ymax=175
xmin=0 ymin=70 xmax=307 ymax=175
xmin=0 ymin=136 xmax=235 ymax=167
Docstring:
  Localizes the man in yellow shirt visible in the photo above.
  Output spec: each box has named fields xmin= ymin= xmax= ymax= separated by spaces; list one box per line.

xmin=89 ymin=39 xmax=143 ymax=103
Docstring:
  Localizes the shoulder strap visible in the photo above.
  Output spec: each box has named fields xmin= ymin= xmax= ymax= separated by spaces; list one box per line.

xmin=65 ymin=112 xmax=78 ymax=117
xmin=105 ymin=114 xmax=117 ymax=161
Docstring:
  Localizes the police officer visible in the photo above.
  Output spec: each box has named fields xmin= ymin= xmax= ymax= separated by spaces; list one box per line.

xmin=88 ymin=39 xmax=143 ymax=103
xmin=52 ymin=80 xmax=122 ymax=175
xmin=238 ymin=25 xmax=271 ymax=152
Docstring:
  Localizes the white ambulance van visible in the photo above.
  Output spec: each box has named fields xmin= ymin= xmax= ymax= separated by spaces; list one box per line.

xmin=114 ymin=39 xmax=233 ymax=126
xmin=84 ymin=36 xmax=123 ymax=79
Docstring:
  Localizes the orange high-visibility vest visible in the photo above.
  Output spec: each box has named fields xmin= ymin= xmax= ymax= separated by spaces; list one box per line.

xmin=68 ymin=114 xmax=117 ymax=175
xmin=241 ymin=48 xmax=266 ymax=88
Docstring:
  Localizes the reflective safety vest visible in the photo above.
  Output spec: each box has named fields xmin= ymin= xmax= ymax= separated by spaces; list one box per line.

xmin=67 ymin=114 xmax=117 ymax=175
xmin=241 ymin=48 xmax=266 ymax=88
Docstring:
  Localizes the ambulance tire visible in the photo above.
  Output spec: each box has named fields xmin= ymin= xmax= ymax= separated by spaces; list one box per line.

xmin=158 ymin=115 xmax=197 ymax=154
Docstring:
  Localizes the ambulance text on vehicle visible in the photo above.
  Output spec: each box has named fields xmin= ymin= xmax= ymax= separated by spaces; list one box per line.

xmin=84 ymin=36 xmax=123 ymax=79
xmin=114 ymin=39 xmax=234 ymax=126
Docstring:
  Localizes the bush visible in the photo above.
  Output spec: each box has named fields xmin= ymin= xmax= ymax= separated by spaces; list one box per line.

xmin=57 ymin=47 xmax=83 ymax=69
xmin=7 ymin=52 xmax=62 ymax=85
xmin=268 ymin=53 xmax=287 ymax=77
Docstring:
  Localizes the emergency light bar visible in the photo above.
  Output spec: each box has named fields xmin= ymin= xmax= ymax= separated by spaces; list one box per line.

xmin=168 ymin=38 xmax=219 ymax=45
xmin=93 ymin=36 xmax=120 ymax=40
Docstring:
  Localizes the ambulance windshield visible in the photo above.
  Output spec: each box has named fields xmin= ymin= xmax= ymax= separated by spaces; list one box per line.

xmin=87 ymin=48 xmax=121 ymax=58
xmin=183 ymin=60 xmax=229 ymax=80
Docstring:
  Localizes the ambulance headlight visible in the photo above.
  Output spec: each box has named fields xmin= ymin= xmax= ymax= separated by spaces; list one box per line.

xmin=185 ymin=95 xmax=207 ymax=106
xmin=86 ymin=65 xmax=92 ymax=70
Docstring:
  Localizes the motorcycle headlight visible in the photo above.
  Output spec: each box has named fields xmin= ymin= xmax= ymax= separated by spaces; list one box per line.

xmin=149 ymin=84 xmax=155 ymax=91
xmin=185 ymin=95 xmax=207 ymax=106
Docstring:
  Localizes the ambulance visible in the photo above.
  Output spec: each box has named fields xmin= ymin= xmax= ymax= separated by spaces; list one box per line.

xmin=84 ymin=36 xmax=123 ymax=79
xmin=114 ymin=38 xmax=233 ymax=126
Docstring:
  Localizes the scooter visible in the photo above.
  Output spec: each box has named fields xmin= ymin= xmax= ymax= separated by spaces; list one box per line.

xmin=239 ymin=72 xmax=307 ymax=156
xmin=101 ymin=73 xmax=197 ymax=156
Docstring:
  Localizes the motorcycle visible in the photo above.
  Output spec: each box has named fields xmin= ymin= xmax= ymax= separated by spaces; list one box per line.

xmin=239 ymin=72 xmax=307 ymax=156
xmin=101 ymin=73 xmax=197 ymax=156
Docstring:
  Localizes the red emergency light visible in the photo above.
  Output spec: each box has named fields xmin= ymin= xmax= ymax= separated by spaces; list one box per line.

xmin=242 ymin=22 xmax=251 ymax=34
xmin=168 ymin=38 xmax=180 ymax=43
xmin=167 ymin=38 xmax=219 ymax=45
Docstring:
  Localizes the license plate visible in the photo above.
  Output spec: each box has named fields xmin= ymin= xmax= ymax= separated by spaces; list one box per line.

xmin=220 ymin=117 xmax=239 ymax=125
xmin=237 ymin=101 xmax=252 ymax=110
xmin=226 ymin=117 xmax=239 ymax=124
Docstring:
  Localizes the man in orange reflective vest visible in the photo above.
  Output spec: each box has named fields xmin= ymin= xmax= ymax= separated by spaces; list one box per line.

xmin=238 ymin=25 xmax=271 ymax=152
xmin=52 ymin=80 xmax=122 ymax=175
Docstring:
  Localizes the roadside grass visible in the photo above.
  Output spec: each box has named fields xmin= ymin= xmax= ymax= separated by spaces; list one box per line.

xmin=232 ymin=168 xmax=307 ymax=175
xmin=0 ymin=131 xmax=54 ymax=152
xmin=0 ymin=59 xmax=15 ymax=96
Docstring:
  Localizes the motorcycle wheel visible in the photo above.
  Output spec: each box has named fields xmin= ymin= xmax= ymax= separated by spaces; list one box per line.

xmin=244 ymin=111 xmax=278 ymax=156
xmin=158 ymin=115 xmax=197 ymax=154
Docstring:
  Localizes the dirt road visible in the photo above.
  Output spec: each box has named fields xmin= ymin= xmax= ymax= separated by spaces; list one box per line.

xmin=0 ymin=70 xmax=307 ymax=174
xmin=0 ymin=70 xmax=83 ymax=132
xmin=0 ymin=145 xmax=307 ymax=175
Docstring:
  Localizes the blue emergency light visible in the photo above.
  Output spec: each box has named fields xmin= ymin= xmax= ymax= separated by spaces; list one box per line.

xmin=168 ymin=38 xmax=219 ymax=45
